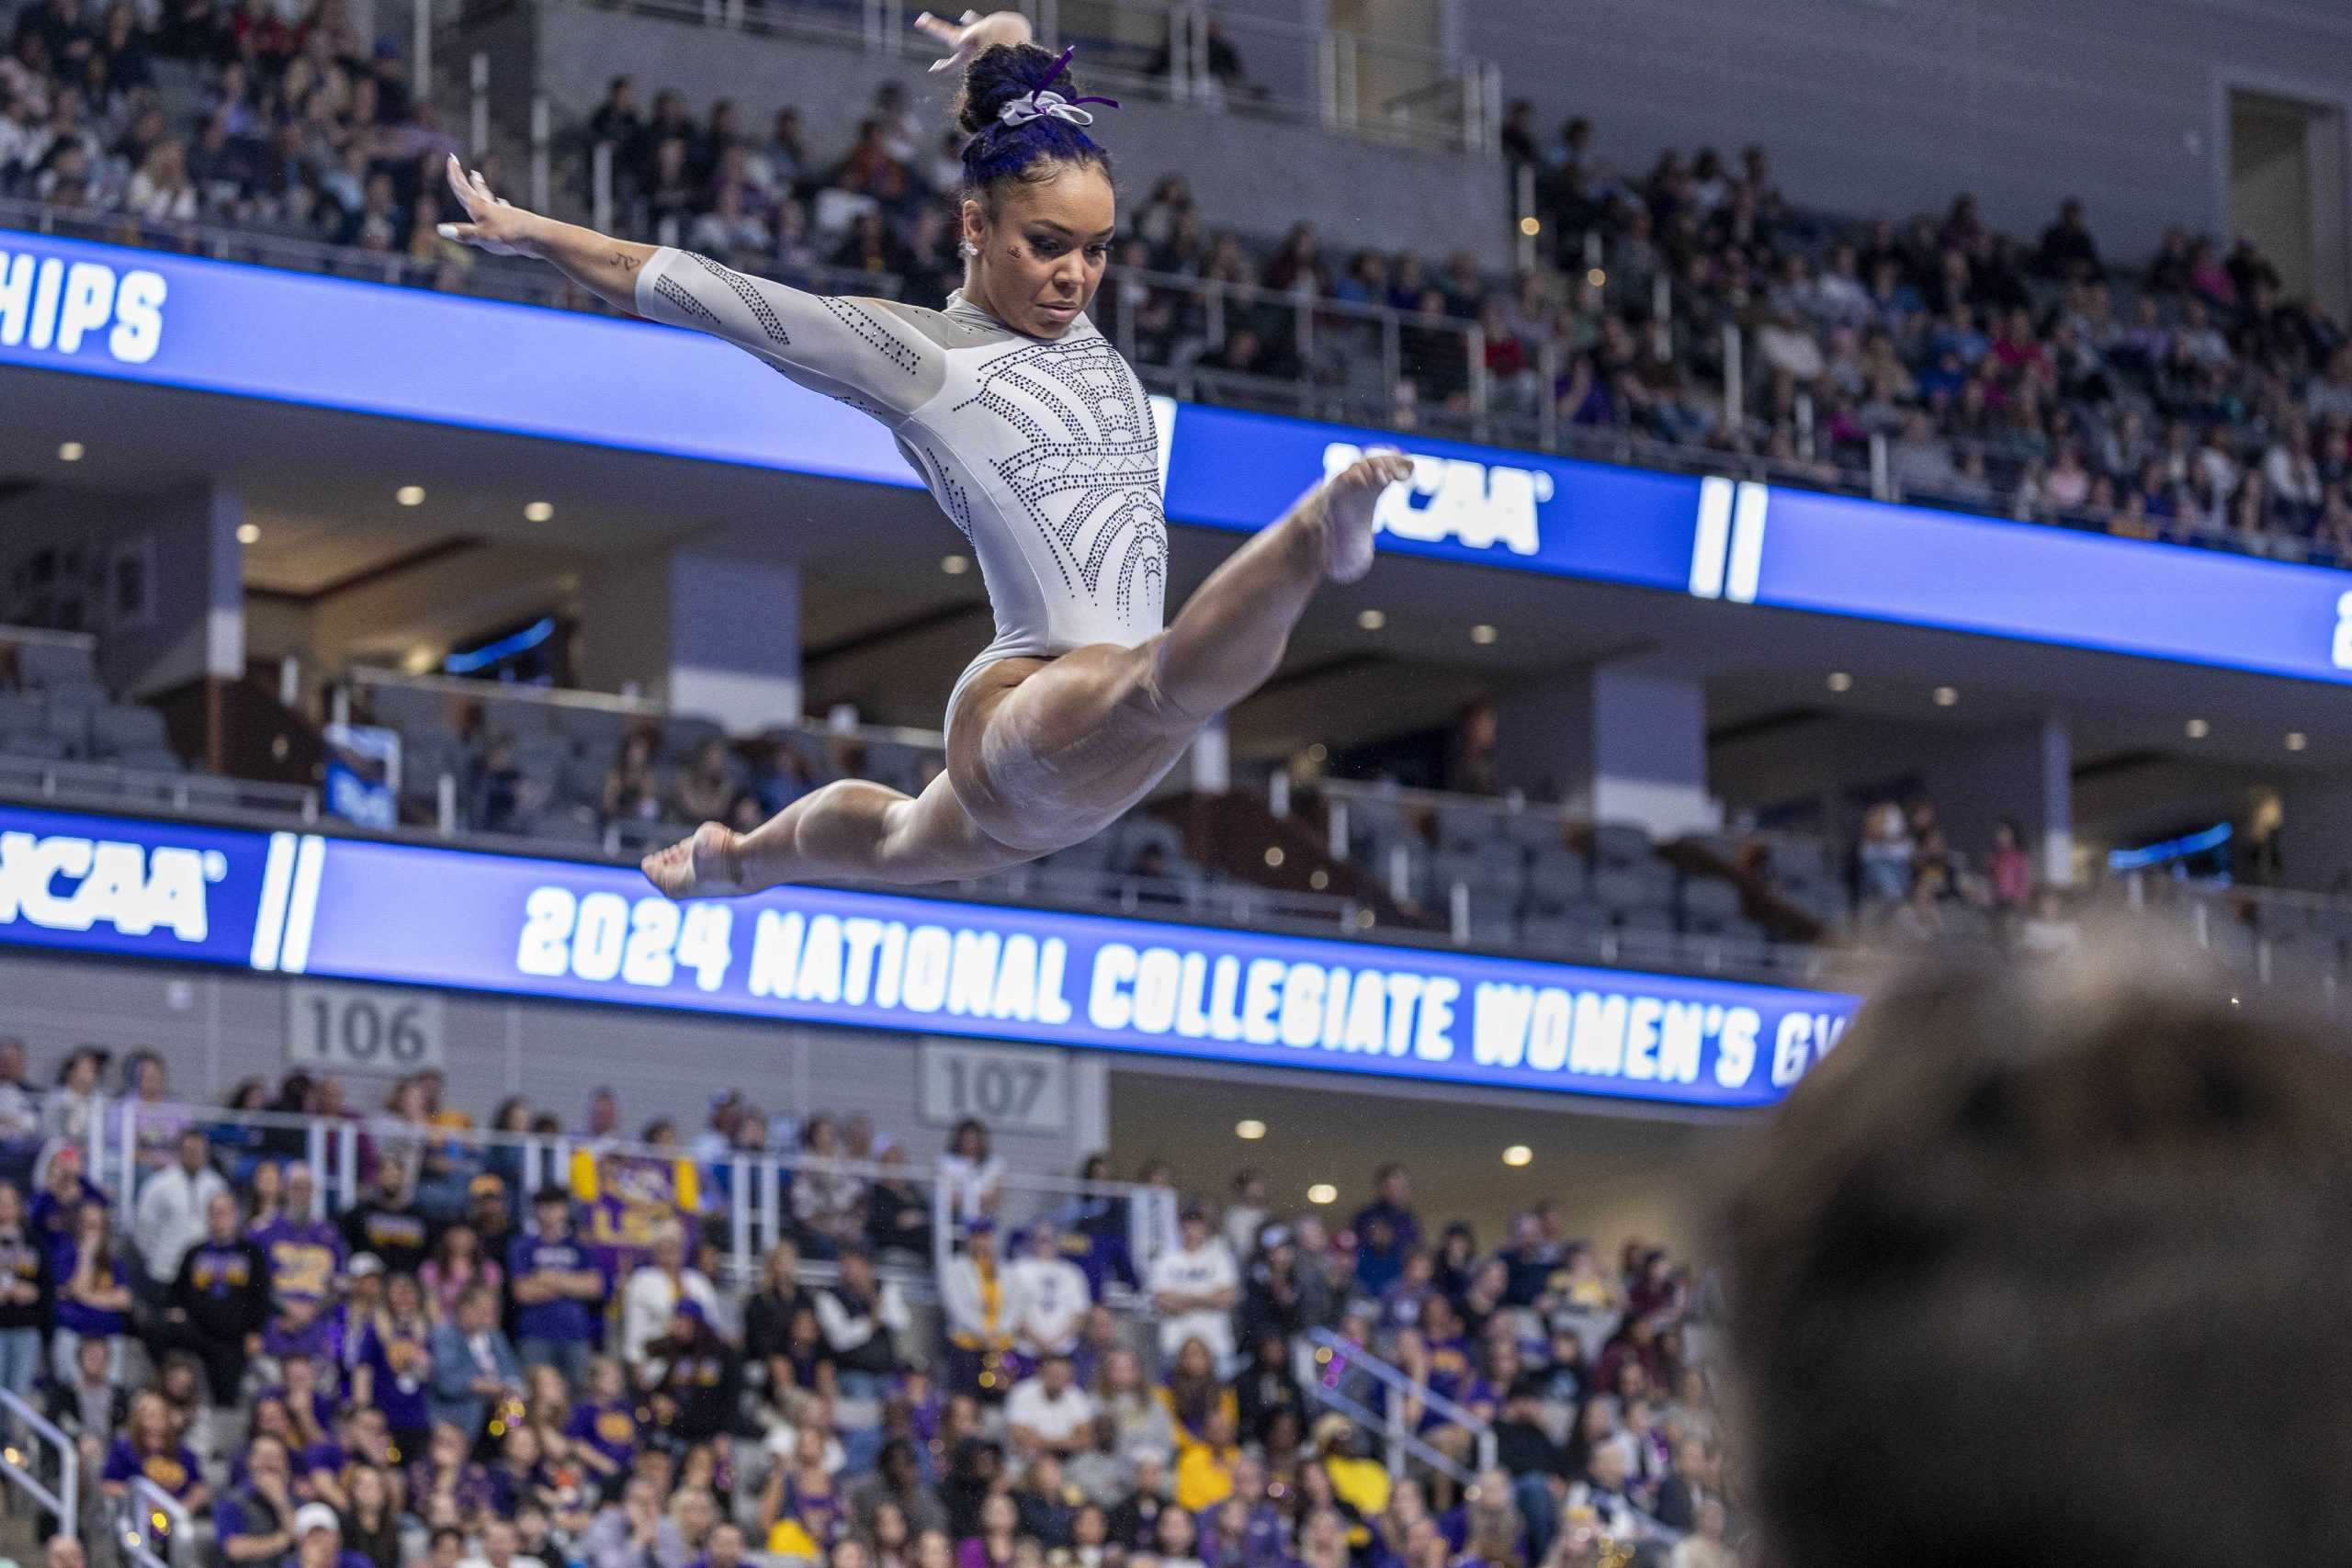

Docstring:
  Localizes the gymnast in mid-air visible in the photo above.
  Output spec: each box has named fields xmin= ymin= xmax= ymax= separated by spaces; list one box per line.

xmin=437 ymin=8 xmax=1409 ymax=897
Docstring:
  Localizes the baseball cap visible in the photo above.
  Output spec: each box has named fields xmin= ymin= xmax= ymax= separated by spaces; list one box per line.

xmin=294 ymin=1505 xmax=340 ymax=1538
xmin=347 ymin=1253 xmax=384 ymax=1279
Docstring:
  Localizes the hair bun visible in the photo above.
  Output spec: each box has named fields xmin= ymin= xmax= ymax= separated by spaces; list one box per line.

xmin=954 ymin=42 xmax=1069 ymax=135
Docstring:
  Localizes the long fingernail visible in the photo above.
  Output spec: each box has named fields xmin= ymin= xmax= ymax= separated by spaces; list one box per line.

xmin=436 ymin=224 xmax=457 ymax=239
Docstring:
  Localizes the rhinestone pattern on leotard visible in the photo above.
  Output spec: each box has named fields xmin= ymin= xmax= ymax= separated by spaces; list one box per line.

xmin=954 ymin=333 xmax=1168 ymax=623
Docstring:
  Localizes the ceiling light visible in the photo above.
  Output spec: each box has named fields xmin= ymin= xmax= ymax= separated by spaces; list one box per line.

xmin=1306 ymin=743 xmax=1328 ymax=763
xmin=235 ymin=524 xmax=259 ymax=545
xmin=1357 ymin=609 xmax=1386 ymax=630
xmin=1517 ymin=216 xmax=1541 ymax=237
xmin=1306 ymin=1183 xmax=1337 ymax=1205
xmin=1826 ymin=671 xmax=1852 ymax=693
xmin=2287 ymin=731 xmax=2309 ymax=751
xmin=1470 ymin=624 xmax=1498 ymax=645
xmin=1502 ymin=1145 xmax=1532 ymax=1167
xmin=524 ymin=502 xmax=554 ymax=523
xmin=1932 ymin=685 xmax=1959 ymax=707
xmin=941 ymin=554 xmax=971 ymax=576
xmin=1308 ymin=868 xmax=1329 ymax=891
xmin=395 ymin=485 xmax=425 ymax=507
xmin=1586 ymin=267 xmax=1607 ymax=288
xmin=2185 ymin=717 xmax=2210 ymax=739
xmin=56 ymin=442 xmax=84 ymax=462
xmin=1236 ymin=1119 xmax=1267 ymax=1142
xmin=1263 ymin=846 xmax=1285 ymax=868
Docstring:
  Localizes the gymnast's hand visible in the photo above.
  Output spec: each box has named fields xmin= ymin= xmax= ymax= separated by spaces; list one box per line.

xmin=436 ymin=152 xmax=540 ymax=257
xmin=914 ymin=8 xmax=1034 ymax=73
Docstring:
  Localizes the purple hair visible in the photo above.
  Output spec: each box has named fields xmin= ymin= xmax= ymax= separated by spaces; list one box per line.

xmin=954 ymin=42 xmax=1116 ymax=204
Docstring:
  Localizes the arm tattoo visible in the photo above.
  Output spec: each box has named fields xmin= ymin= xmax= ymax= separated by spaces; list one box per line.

xmin=612 ymin=253 xmax=640 ymax=273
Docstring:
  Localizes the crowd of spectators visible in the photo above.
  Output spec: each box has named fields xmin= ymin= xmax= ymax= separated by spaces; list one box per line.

xmin=8 ymin=0 xmax=2349 ymax=562
xmin=10 ymin=0 xmax=2352 ymax=565
xmin=1844 ymin=797 xmax=2080 ymax=953
xmin=0 ymin=1032 xmax=1730 ymax=1568
xmin=1500 ymin=107 xmax=2352 ymax=559
xmin=1 ymin=0 xmax=473 ymax=274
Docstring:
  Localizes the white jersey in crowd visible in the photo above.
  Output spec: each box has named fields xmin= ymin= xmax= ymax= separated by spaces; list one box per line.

xmin=1005 ymin=1251 xmax=1091 ymax=1354
xmin=633 ymin=249 xmax=1170 ymax=715
xmin=1147 ymin=1235 xmax=1238 ymax=1361
xmin=1004 ymin=1375 xmax=1100 ymax=1448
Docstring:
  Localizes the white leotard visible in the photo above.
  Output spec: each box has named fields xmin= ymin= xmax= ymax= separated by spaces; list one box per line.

xmin=632 ymin=248 xmax=1170 ymax=717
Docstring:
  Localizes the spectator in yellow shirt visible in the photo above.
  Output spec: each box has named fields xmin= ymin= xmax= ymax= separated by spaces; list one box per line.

xmin=1173 ymin=1406 xmax=1239 ymax=1513
xmin=1156 ymin=1338 xmax=1238 ymax=1455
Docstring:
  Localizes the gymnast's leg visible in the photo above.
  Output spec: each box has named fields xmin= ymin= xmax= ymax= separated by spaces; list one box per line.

xmin=1144 ymin=449 xmax=1411 ymax=719
xmin=641 ymin=451 xmax=1410 ymax=897
xmin=641 ymin=767 xmax=1035 ymax=894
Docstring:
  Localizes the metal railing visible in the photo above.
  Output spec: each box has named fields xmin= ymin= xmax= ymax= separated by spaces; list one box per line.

xmin=2113 ymin=874 xmax=2352 ymax=1006
xmin=538 ymin=0 xmax=1498 ymax=152
xmin=0 ymin=674 xmax=1825 ymax=982
xmin=0 ymin=754 xmax=320 ymax=824
xmin=124 ymin=1476 xmax=192 ymax=1568
xmin=0 ymin=626 xmax=98 ymax=652
xmin=1304 ymin=1326 xmax=1495 ymax=1485
xmin=83 ymin=1096 xmax=1180 ymax=1299
xmin=0 ymin=1390 xmax=78 ymax=1542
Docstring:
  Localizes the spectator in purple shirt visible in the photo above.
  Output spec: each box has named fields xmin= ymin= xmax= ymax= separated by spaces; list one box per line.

xmin=1349 ymin=1165 xmax=1419 ymax=1295
xmin=564 ymin=1355 xmax=639 ymax=1485
xmin=52 ymin=1198 xmax=130 ymax=1382
xmin=355 ymin=1271 xmax=435 ymax=1457
xmin=28 ymin=1142 xmax=102 ymax=1267
xmin=253 ymin=1163 xmax=346 ymax=1311
xmin=511 ymin=1187 xmax=606 ymax=1389
xmin=99 ymin=1388 xmax=210 ymax=1511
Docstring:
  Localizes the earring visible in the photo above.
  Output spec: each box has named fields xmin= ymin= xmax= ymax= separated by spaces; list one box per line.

xmin=959 ymin=239 xmax=979 ymax=259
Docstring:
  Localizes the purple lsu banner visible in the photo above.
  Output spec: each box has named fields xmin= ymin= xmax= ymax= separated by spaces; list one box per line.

xmin=0 ymin=803 xmax=1854 ymax=1111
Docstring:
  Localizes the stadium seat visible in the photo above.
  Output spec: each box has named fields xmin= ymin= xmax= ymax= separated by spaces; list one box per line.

xmin=38 ymin=705 xmax=87 ymax=754
xmin=1525 ymin=847 xmax=1589 ymax=908
xmin=1435 ymin=803 xmax=1502 ymax=853
xmin=90 ymin=704 xmax=170 ymax=756
xmin=0 ymin=731 xmax=71 ymax=761
xmin=552 ymin=703 xmax=630 ymax=751
xmin=1589 ymin=822 xmax=1656 ymax=870
xmin=41 ymin=678 xmax=106 ymax=716
xmin=662 ymin=713 xmax=729 ymax=760
xmin=0 ymin=692 xmax=43 ymax=735
xmin=15 ymin=639 xmax=95 ymax=688
xmin=1471 ymin=841 xmax=1529 ymax=904
xmin=1679 ymin=876 xmax=1747 ymax=924
xmin=114 ymin=746 xmax=186 ymax=773
xmin=1592 ymin=863 xmax=1675 ymax=910
xmin=366 ymin=682 xmax=454 ymax=734
xmin=1117 ymin=817 xmax=1186 ymax=865
xmin=1500 ymin=811 xmax=1571 ymax=853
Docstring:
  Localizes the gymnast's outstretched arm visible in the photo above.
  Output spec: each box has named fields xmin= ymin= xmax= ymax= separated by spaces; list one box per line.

xmin=435 ymin=154 xmax=945 ymax=417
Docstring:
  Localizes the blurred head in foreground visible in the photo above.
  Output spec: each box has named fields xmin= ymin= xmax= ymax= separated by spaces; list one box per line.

xmin=1717 ymin=946 xmax=2352 ymax=1568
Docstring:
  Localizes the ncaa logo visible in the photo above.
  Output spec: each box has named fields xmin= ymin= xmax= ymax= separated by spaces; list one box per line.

xmin=1323 ymin=443 xmax=1555 ymax=557
xmin=0 ymin=832 xmax=223 ymax=942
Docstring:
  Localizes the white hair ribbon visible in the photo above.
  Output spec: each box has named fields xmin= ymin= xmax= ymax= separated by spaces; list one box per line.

xmin=999 ymin=90 xmax=1098 ymax=128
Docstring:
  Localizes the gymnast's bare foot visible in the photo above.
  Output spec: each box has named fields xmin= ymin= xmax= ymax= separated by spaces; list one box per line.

xmin=642 ymin=821 xmax=752 ymax=898
xmin=1311 ymin=450 xmax=1415 ymax=584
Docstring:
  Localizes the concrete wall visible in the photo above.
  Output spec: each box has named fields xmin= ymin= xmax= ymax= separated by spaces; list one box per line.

xmin=1464 ymin=0 xmax=2352 ymax=268
xmin=511 ymin=2 xmax=1513 ymax=269
xmin=0 ymin=483 xmax=240 ymax=698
